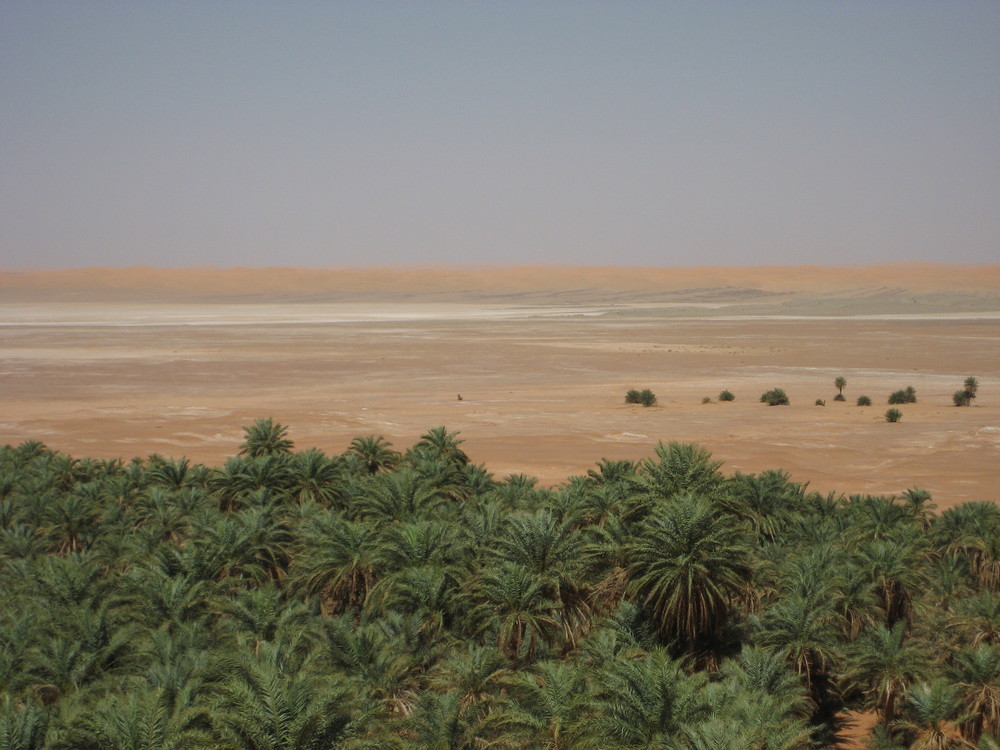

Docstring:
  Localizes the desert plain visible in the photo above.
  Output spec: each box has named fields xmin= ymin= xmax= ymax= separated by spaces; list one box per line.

xmin=2 ymin=263 xmax=998 ymax=510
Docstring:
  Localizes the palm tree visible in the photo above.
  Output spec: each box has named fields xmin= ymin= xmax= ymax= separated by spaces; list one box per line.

xmin=902 ymin=488 xmax=936 ymax=531
xmin=682 ymin=678 xmax=815 ymax=750
xmin=371 ymin=519 xmax=465 ymax=574
xmin=238 ymin=418 xmax=294 ymax=458
xmin=471 ymin=561 xmax=561 ymax=664
xmin=403 ymin=448 xmax=467 ymax=504
xmin=0 ymin=524 xmax=46 ymax=562
xmin=492 ymin=510 xmax=593 ymax=644
xmin=147 ymin=456 xmax=206 ymax=490
xmin=371 ymin=566 xmax=461 ymax=636
xmin=844 ymin=494 xmax=915 ymax=542
xmin=51 ymin=686 xmax=210 ymax=750
xmin=460 ymin=463 xmax=495 ymax=497
xmin=348 ymin=436 xmax=400 ymax=475
xmin=725 ymin=469 xmax=806 ymax=543
xmin=949 ymin=644 xmax=1000 ymax=742
xmin=896 ymin=681 xmax=972 ymax=750
xmin=42 ymin=485 xmax=101 ymax=553
xmin=857 ymin=534 xmax=928 ymax=627
xmin=835 ymin=376 xmax=847 ymax=397
xmin=413 ymin=427 xmax=469 ymax=467
xmin=25 ymin=551 xmax=106 ymax=609
xmin=583 ymin=647 xmax=709 ymax=748
xmin=753 ymin=592 xmax=841 ymax=698
xmin=141 ymin=623 xmax=214 ymax=714
xmin=972 ymin=533 xmax=1000 ymax=594
xmin=319 ymin=616 xmax=418 ymax=714
xmin=357 ymin=469 xmax=448 ymax=524
xmin=950 ymin=592 xmax=1000 ymax=647
xmin=846 ymin=621 xmax=927 ymax=727
xmin=586 ymin=458 xmax=639 ymax=487
xmin=188 ymin=504 xmax=292 ymax=585
xmin=426 ymin=643 xmax=509 ymax=709
xmin=130 ymin=486 xmax=192 ymax=546
xmin=212 ymin=642 xmax=362 ymax=750
xmin=934 ymin=502 xmax=1000 ymax=592
xmin=0 ymin=695 xmax=48 ymax=750
xmin=119 ymin=567 xmax=213 ymax=630
xmin=625 ymin=493 xmax=752 ymax=655
xmin=26 ymin=603 xmax=136 ymax=697
xmin=639 ymin=442 xmax=725 ymax=501
xmin=721 ymin=645 xmax=811 ymax=709
xmin=400 ymin=690 xmax=480 ymax=750
xmin=488 ymin=659 xmax=589 ymax=749
xmin=209 ymin=455 xmax=294 ymax=511
xmin=221 ymin=585 xmax=316 ymax=652
xmin=287 ymin=449 xmax=344 ymax=506
xmin=289 ymin=513 xmax=378 ymax=615
xmin=832 ymin=561 xmax=882 ymax=640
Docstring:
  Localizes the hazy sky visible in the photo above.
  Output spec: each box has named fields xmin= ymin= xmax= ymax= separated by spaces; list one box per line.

xmin=2 ymin=2 xmax=998 ymax=268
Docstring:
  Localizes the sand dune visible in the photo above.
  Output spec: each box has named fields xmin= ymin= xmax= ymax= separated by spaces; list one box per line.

xmin=3 ymin=263 xmax=1000 ymax=311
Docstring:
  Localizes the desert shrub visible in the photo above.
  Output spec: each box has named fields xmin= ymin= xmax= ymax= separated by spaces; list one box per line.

xmin=962 ymin=376 xmax=978 ymax=402
xmin=888 ymin=387 xmax=917 ymax=405
xmin=953 ymin=390 xmax=971 ymax=407
xmin=759 ymin=388 xmax=789 ymax=406
xmin=833 ymin=394 xmax=845 ymax=402
xmin=702 ymin=396 xmax=712 ymax=404
xmin=885 ymin=408 xmax=902 ymax=422
xmin=815 ymin=399 xmax=825 ymax=406
xmin=718 ymin=390 xmax=735 ymax=402
xmin=856 ymin=395 xmax=872 ymax=407
xmin=626 ymin=388 xmax=657 ymax=407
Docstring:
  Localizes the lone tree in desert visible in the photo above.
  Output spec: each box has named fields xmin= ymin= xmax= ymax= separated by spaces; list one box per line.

xmin=834 ymin=377 xmax=847 ymax=401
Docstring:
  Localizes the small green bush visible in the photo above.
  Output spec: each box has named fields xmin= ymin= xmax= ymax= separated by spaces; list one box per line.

xmin=953 ymin=390 xmax=971 ymax=407
xmin=833 ymin=394 xmax=846 ymax=402
xmin=760 ymin=388 xmax=789 ymax=406
xmin=626 ymin=388 xmax=657 ymax=407
xmin=962 ymin=376 xmax=978 ymax=403
xmin=856 ymin=395 xmax=872 ymax=406
xmin=718 ymin=390 xmax=735 ymax=402
xmin=815 ymin=399 xmax=825 ymax=406
xmin=885 ymin=408 xmax=902 ymax=423
xmin=888 ymin=387 xmax=917 ymax=405
xmin=702 ymin=396 xmax=712 ymax=404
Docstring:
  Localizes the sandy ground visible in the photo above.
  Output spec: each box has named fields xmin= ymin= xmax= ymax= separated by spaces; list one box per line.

xmin=2 ymin=265 xmax=998 ymax=508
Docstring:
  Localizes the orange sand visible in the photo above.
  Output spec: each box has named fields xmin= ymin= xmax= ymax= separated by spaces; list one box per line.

xmin=2 ymin=264 xmax=998 ymax=508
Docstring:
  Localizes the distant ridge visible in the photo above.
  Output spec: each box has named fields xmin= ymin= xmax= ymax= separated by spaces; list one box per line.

xmin=1 ymin=264 xmax=999 ymax=313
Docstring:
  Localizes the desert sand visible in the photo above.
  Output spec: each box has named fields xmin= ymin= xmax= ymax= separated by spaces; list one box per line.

xmin=2 ymin=264 xmax=998 ymax=509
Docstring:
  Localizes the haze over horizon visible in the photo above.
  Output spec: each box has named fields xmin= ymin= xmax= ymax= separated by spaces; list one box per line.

xmin=2 ymin=2 xmax=998 ymax=270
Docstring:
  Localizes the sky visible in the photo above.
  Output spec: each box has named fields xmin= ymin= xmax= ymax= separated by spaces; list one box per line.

xmin=2 ymin=2 xmax=998 ymax=269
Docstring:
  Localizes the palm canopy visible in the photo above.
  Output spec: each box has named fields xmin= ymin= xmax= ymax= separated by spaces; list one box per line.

xmin=625 ymin=492 xmax=752 ymax=654
xmin=238 ymin=418 xmax=294 ymax=458
xmin=639 ymin=442 xmax=725 ymax=502
xmin=2 ymin=431 xmax=996 ymax=749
